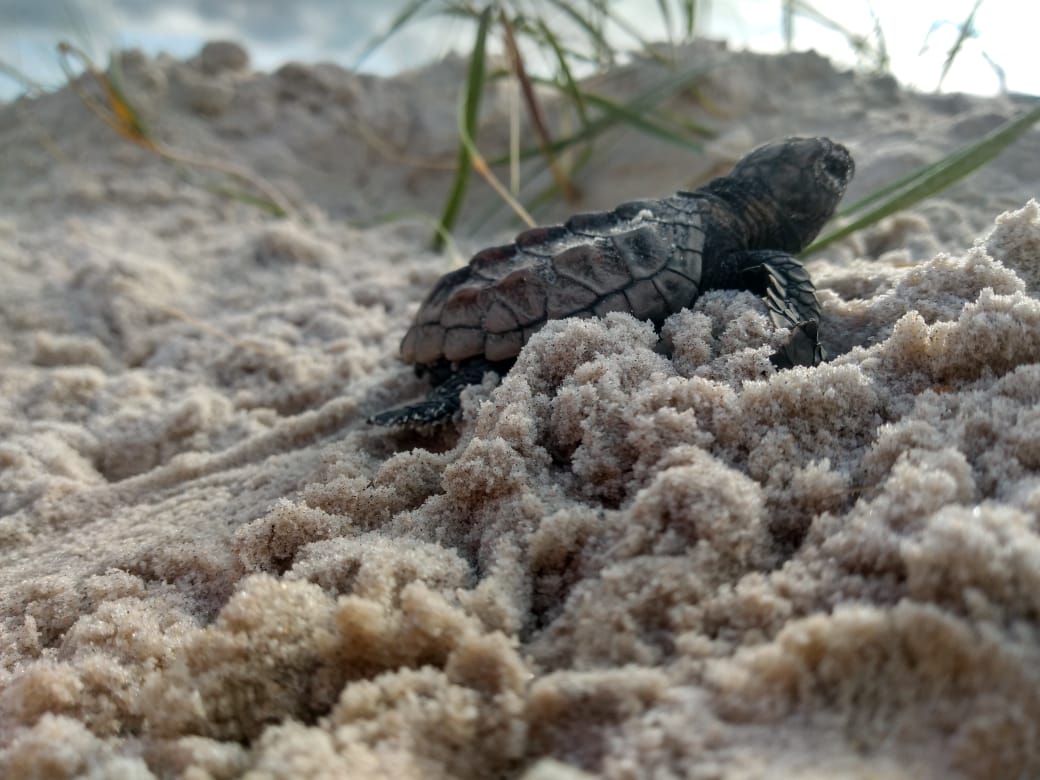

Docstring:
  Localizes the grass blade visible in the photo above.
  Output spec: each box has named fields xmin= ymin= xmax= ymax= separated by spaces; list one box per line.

xmin=489 ymin=59 xmax=718 ymax=166
xmin=58 ymin=42 xmax=153 ymax=147
xmin=579 ymin=90 xmax=707 ymax=152
xmin=457 ymin=100 xmax=537 ymax=229
xmin=805 ymin=102 xmax=1040 ymax=255
xmin=836 ymin=156 xmax=947 ymax=216
xmin=501 ymin=11 xmax=579 ymax=201
xmin=433 ymin=5 xmax=493 ymax=249
xmin=937 ymin=0 xmax=983 ymax=91
xmin=867 ymin=4 xmax=890 ymax=74
xmin=586 ymin=0 xmax=649 ymax=50
xmin=537 ymin=18 xmax=589 ymax=126
xmin=543 ymin=0 xmax=613 ymax=65
xmin=0 ymin=59 xmax=47 ymax=96
xmin=353 ymin=0 xmax=430 ymax=69
xmin=587 ymin=0 xmax=672 ymax=63
xmin=654 ymin=0 xmax=675 ymax=45
xmin=782 ymin=0 xmax=794 ymax=49
xmin=789 ymin=0 xmax=885 ymax=71
xmin=681 ymin=0 xmax=697 ymax=39
xmin=58 ymin=41 xmax=295 ymax=218
xmin=472 ymin=60 xmax=718 ymax=229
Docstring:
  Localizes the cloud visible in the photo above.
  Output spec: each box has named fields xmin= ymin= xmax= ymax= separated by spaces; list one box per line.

xmin=109 ymin=0 xmax=393 ymax=47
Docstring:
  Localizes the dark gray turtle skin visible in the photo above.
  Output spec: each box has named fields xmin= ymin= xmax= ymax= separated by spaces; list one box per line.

xmin=371 ymin=136 xmax=854 ymax=426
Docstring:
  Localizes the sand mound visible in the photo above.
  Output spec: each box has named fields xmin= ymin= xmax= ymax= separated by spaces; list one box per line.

xmin=1 ymin=40 xmax=1039 ymax=779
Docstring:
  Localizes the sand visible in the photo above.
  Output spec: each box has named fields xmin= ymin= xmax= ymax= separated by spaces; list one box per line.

xmin=1 ymin=39 xmax=1039 ymax=779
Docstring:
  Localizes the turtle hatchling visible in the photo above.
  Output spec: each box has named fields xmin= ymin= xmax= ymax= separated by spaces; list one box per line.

xmin=370 ymin=136 xmax=854 ymax=426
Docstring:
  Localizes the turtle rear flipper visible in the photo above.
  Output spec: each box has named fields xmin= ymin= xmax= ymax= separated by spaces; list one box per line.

xmin=735 ymin=249 xmax=825 ymax=368
xmin=769 ymin=320 xmax=823 ymax=369
xmin=369 ymin=359 xmax=503 ymax=427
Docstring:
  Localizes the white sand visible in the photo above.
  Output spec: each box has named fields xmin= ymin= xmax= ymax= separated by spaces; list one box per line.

xmin=1 ymin=40 xmax=1040 ymax=778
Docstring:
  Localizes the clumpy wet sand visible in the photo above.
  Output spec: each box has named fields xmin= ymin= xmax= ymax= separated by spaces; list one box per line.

xmin=1 ymin=40 xmax=1040 ymax=778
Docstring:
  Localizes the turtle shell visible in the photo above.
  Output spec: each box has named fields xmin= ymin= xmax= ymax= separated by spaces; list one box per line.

xmin=400 ymin=197 xmax=706 ymax=365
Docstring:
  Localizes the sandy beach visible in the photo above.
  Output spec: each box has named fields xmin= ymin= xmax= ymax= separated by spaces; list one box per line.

xmin=2 ymin=39 xmax=1040 ymax=778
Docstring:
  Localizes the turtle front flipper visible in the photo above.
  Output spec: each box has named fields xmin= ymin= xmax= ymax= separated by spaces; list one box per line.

xmin=734 ymin=249 xmax=825 ymax=368
xmin=368 ymin=359 xmax=503 ymax=426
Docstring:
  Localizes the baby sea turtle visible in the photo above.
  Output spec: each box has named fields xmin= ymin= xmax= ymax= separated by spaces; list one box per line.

xmin=371 ymin=136 xmax=854 ymax=426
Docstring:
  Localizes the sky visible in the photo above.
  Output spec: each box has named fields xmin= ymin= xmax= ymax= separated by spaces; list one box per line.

xmin=0 ymin=0 xmax=1034 ymax=101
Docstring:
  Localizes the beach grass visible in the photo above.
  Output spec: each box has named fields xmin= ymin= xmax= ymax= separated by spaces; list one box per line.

xmin=357 ymin=0 xmax=1018 ymax=251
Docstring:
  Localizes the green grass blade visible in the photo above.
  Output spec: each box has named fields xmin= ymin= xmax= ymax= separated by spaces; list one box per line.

xmin=586 ymin=0 xmax=671 ymax=62
xmin=627 ymin=102 xmax=716 ymax=140
xmin=489 ymin=59 xmax=718 ymax=165
xmin=353 ymin=0 xmax=430 ymax=69
xmin=437 ymin=2 xmax=491 ymax=22
xmin=472 ymin=61 xmax=718 ymax=229
xmin=543 ymin=0 xmax=613 ymax=64
xmin=209 ymin=184 xmax=288 ymax=217
xmin=654 ymin=0 xmax=675 ymax=45
xmin=501 ymin=10 xmax=579 ymax=201
xmin=537 ymin=18 xmax=590 ymax=126
xmin=520 ymin=142 xmax=599 ymax=215
xmin=578 ymin=91 xmax=706 ymax=153
xmin=805 ymin=102 xmax=1040 ymax=255
xmin=432 ymin=5 xmax=492 ymax=250
xmin=681 ymin=0 xmax=697 ymax=38
xmin=837 ymin=156 xmax=949 ymax=216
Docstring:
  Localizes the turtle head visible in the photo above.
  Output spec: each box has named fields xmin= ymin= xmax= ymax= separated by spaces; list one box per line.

xmin=717 ymin=136 xmax=855 ymax=253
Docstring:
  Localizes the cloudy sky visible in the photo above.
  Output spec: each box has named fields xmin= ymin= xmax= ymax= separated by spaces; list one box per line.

xmin=0 ymin=0 xmax=1033 ymax=100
